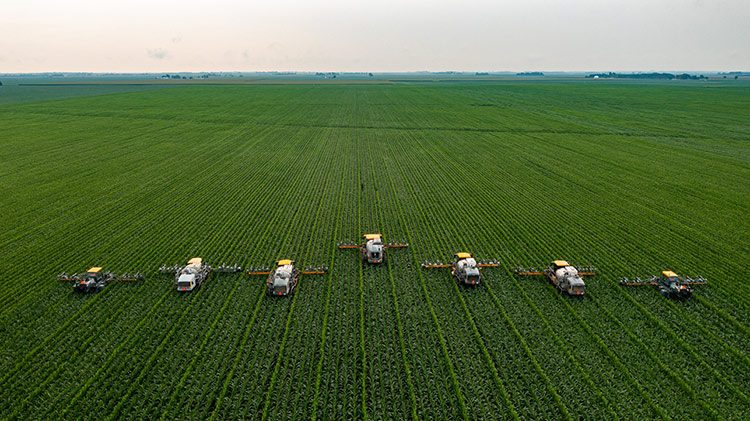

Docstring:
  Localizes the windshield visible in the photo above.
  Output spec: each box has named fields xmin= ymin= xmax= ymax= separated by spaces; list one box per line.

xmin=275 ymin=285 xmax=286 ymax=293
xmin=177 ymin=281 xmax=191 ymax=287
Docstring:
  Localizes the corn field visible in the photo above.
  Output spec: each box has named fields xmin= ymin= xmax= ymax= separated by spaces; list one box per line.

xmin=0 ymin=80 xmax=748 ymax=419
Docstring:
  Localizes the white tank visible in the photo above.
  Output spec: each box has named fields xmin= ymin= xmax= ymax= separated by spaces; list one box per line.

xmin=457 ymin=258 xmax=477 ymax=271
xmin=276 ymin=264 xmax=294 ymax=276
xmin=273 ymin=265 xmax=295 ymax=288
xmin=365 ymin=239 xmax=383 ymax=253
xmin=555 ymin=266 xmax=578 ymax=279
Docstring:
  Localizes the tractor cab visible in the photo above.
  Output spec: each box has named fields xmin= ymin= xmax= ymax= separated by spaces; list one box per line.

xmin=424 ymin=252 xmax=497 ymax=286
xmin=176 ymin=258 xmax=203 ymax=291
xmin=567 ymin=277 xmax=586 ymax=296
xmin=75 ymin=267 xmax=104 ymax=292
xmin=662 ymin=271 xmax=680 ymax=284
xmin=176 ymin=273 xmax=196 ymax=291
xmin=517 ymin=260 xmax=594 ymax=296
xmin=363 ymin=234 xmax=384 ymax=264
xmin=454 ymin=252 xmax=482 ymax=286
xmin=269 ymin=259 xmax=298 ymax=296
xmin=339 ymin=233 xmax=407 ymax=265
xmin=659 ymin=270 xmax=692 ymax=299
xmin=85 ymin=267 xmax=102 ymax=282
xmin=551 ymin=260 xmax=585 ymax=296
xmin=463 ymin=267 xmax=481 ymax=285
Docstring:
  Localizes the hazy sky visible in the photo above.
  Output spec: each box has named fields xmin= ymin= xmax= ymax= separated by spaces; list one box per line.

xmin=1 ymin=0 xmax=748 ymax=72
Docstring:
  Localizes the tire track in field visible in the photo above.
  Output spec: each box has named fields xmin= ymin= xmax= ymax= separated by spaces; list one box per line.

xmin=285 ymin=134 xmax=347 ymax=420
xmin=309 ymin=143 xmax=346 ymax=420
xmin=375 ymin=160 xmax=460 ymax=415
xmin=356 ymin=147 xmax=368 ymax=420
xmin=257 ymin=130 xmax=338 ymax=419
xmin=373 ymin=179 xmax=418 ymax=419
xmin=354 ymin=136 xmax=415 ymax=419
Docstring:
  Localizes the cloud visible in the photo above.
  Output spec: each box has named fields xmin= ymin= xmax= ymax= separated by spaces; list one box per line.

xmin=147 ymin=48 xmax=169 ymax=60
xmin=171 ymin=37 xmax=182 ymax=44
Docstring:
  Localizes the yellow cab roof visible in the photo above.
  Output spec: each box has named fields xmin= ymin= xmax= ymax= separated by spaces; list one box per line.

xmin=662 ymin=270 xmax=678 ymax=278
xmin=277 ymin=259 xmax=294 ymax=266
xmin=363 ymin=233 xmax=382 ymax=240
xmin=455 ymin=252 xmax=472 ymax=259
xmin=188 ymin=257 xmax=202 ymax=265
xmin=87 ymin=267 xmax=102 ymax=273
xmin=553 ymin=260 xmax=570 ymax=267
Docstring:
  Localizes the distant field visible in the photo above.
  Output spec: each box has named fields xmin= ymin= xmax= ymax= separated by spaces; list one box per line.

xmin=0 ymin=80 xmax=748 ymax=419
xmin=0 ymin=77 xmax=172 ymax=105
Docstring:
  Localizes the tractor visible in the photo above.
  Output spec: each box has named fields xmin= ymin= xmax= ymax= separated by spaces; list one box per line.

xmin=248 ymin=259 xmax=328 ymax=297
xmin=515 ymin=260 xmax=596 ymax=296
xmin=159 ymin=257 xmax=242 ymax=292
xmin=422 ymin=252 xmax=499 ymax=286
xmin=58 ymin=267 xmax=142 ymax=293
xmin=338 ymin=233 xmax=408 ymax=264
xmin=621 ymin=270 xmax=706 ymax=299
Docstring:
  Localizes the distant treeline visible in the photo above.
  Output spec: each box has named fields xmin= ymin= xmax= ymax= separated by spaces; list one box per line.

xmin=516 ymin=72 xmax=544 ymax=77
xmin=587 ymin=72 xmax=707 ymax=80
xmin=161 ymin=74 xmax=211 ymax=80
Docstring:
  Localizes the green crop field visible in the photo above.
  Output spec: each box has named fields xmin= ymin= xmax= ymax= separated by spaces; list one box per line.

xmin=0 ymin=79 xmax=748 ymax=419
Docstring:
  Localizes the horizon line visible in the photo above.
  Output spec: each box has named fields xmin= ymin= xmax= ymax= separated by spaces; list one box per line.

xmin=2 ymin=69 xmax=745 ymax=76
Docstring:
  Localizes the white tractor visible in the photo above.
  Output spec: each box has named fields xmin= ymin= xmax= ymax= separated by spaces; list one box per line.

xmin=516 ymin=260 xmax=595 ymax=296
xmin=248 ymin=259 xmax=328 ymax=297
xmin=175 ymin=257 xmax=210 ymax=291
xmin=422 ymin=252 xmax=499 ymax=286
xmin=267 ymin=259 xmax=299 ymax=296
xmin=338 ymin=233 xmax=409 ymax=264
xmin=159 ymin=257 xmax=242 ymax=292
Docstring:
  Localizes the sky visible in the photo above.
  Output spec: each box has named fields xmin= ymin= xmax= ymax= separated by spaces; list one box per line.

xmin=0 ymin=0 xmax=748 ymax=73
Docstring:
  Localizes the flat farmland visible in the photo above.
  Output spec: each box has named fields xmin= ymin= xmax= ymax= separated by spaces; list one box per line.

xmin=0 ymin=80 xmax=748 ymax=419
